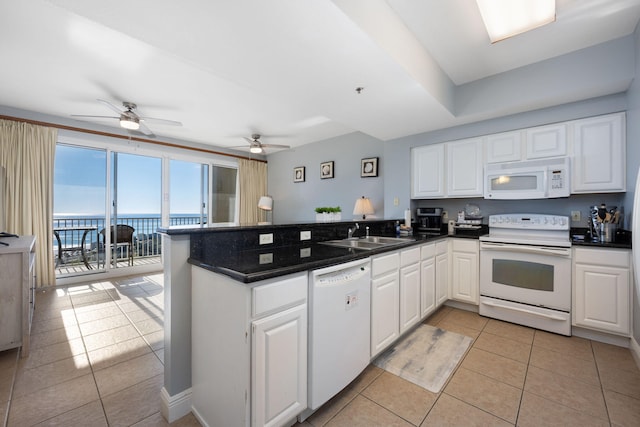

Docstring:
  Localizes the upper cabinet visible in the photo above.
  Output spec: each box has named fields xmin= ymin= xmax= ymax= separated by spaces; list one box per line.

xmin=447 ymin=138 xmax=484 ymax=198
xmin=571 ymin=112 xmax=625 ymax=193
xmin=411 ymin=144 xmax=445 ymax=198
xmin=411 ymin=112 xmax=626 ymax=200
xmin=486 ymin=123 xmax=567 ymax=164
xmin=411 ymin=138 xmax=483 ymax=199
xmin=526 ymin=123 xmax=567 ymax=159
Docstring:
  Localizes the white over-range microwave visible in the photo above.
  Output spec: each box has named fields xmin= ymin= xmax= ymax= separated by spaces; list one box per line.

xmin=484 ymin=157 xmax=570 ymax=200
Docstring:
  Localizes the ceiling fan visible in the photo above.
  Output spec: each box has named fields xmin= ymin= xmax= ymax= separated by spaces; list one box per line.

xmin=72 ymin=99 xmax=182 ymax=136
xmin=235 ymin=134 xmax=290 ymax=154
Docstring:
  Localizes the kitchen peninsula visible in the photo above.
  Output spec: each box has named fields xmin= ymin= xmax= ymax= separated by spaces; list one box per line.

xmin=157 ymin=219 xmax=457 ymax=424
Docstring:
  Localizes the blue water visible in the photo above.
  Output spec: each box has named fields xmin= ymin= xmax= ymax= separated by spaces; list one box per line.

xmin=53 ymin=213 xmax=204 ymax=248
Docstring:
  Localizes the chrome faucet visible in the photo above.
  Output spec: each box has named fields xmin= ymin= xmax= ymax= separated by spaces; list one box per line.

xmin=348 ymin=223 xmax=360 ymax=239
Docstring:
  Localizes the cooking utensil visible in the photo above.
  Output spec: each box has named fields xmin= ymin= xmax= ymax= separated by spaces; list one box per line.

xmin=597 ymin=205 xmax=607 ymax=222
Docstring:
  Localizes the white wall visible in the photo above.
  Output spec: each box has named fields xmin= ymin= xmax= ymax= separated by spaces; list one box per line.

xmin=267 ymin=132 xmax=384 ymax=223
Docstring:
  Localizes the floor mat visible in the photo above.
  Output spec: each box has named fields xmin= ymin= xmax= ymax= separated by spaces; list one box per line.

xmin=373 ymin=324 xmax=472 ymax=393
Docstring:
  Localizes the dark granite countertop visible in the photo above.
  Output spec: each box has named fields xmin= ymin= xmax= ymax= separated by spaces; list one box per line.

xmin=188 ymin=233 xmax=452 ymax=283
xmin=570 ymin=227 xmax=632 ymax=250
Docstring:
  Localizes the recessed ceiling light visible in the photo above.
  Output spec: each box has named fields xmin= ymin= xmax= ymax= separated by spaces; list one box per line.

xmin=477 ymin=0 xmax=556 ymax=43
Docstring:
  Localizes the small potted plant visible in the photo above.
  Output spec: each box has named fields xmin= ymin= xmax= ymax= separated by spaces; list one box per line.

xmin=315 ymin=206 xmax=341 ymax=222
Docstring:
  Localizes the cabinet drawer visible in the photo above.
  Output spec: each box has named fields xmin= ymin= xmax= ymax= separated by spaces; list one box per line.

xmin=451 ymin=238 xmax=478 ymax=253
xmin=400 ymin=247 xmax=420 ymax=267
xmin=372 ymin=252 xmax=400 ymax=277
xmin=252 ymin=273 xmax=307 ymax=318
xmin=573 ymin=247 xmax=630 ymax=268
xmin=421 ymin=243 xmax=435 ymax=260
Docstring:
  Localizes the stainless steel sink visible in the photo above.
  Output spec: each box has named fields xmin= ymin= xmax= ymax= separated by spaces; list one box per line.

xmin=319 ymin=236 xmax=415 ymax=251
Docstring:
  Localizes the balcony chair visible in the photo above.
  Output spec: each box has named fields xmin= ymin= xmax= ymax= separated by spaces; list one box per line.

xmin=99 ymin=224 xmax=135 ymax=266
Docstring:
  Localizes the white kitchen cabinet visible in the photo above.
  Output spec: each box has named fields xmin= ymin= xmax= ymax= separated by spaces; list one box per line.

xmin=450 ymin=239 xmax=479 ymax=305
xmin=446 ymin=137 xmax=484 ymax=197
xmin=486 ymin=131 xmax=522 ymax=163
xmin=571 ymin=112 xmax=625 ymax=193
xmin=0 ymin=235 xmax=36 ymax=357
xmin=191 ymin=267 xmax=307 ymax=427
xmin=399 ymin=247 xmax=421 ymax=334
xmin=435 ymin=240 xmax=449 ymax=306
xmin=252 ymin=304 xmax=307 ymax=427
xmin=411 ymin=144 xmax=445 ymax=198
xmin=420 ymin=243 xmax=436 ymax=319
xmin=371 ymin=252 xmax=400 ymax=357
xmin=525 ymin=123 xmax=567 ymax=159
xmin=573 ymin=247 xmax=631 ymax=336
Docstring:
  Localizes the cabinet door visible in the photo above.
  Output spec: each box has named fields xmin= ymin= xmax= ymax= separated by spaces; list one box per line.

xmin=486 ymin=131 xmax=522 ymax=163
xmin=399 ymin=263 xmax=421 ymax=334
xmin=411 ymin=144 xmax=445 ymax=198
xmin=252 ymin=304 xmax=307 ymax=427
xmin=450 ymin=240 xmax=479 ymax=305
xmin=447 ymin=138 xmax=484 ymax=197
xmin=420 ymin=257 xmax=436 ymax=319
xmin=371 ymin=270 xmax=400 ymax=357
xmin=574 ymin=264 xmax=630 ymax=335
xmin=525 ymin=123 xmax=567 ymax=159
xmin=435 ymin=255 xmax=449 ymax=306
xmin=450 ymin=251 xmax=479 ymax=304
xmin=572 ymin=112 xmax=625 ymax=193
xmin=0 ymin=253 xmax=22 ymax=350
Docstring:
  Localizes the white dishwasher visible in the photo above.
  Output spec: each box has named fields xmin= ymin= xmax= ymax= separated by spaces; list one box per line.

xmin=306 ymin=258 xmax=371 ymax=414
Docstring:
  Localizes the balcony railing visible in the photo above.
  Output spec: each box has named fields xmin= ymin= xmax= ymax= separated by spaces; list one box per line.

xmin=53 ymin=215 xmax=206 ymax=275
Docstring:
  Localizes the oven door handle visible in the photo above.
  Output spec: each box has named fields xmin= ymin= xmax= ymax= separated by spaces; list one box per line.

xmin=480 ymin=241 xmax=571 ymax=257
xmin=482 ymin=299 xmax=567 ymax=321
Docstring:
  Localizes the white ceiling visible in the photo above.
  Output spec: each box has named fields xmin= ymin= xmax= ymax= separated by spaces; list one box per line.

xmin=1 ymin=0 xmax=639 ymax=154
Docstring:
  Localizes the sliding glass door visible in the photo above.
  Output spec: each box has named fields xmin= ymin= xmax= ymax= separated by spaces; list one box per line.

xmin=109 ymin=152 xmax=162 ymax=269
xmin=169 ymin=159 xmax=208 ymax=226
xmin=53 ymin=145 xmax=107 ymax=274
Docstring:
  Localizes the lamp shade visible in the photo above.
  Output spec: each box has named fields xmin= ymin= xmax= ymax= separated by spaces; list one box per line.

xmin=353 ymin=196 xmax=374 ymax=219
xmin=258 ymin=196 xmax=273 ymax=211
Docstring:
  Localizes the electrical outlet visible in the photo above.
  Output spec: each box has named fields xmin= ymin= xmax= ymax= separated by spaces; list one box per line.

xmin=442 ymin=211 xmax=448 ymax=219
xmin=259 ymin=253 xmax=273 ymax=264
xmin=259 ymin=233 xmax=273 ymax=245
xmin=571 ymin=211 xmax=581 ymax=222
xmin=300 ymin=230 xmax=311 ymax=240
xmin=393 ymin=197 xmax=399 ymax=206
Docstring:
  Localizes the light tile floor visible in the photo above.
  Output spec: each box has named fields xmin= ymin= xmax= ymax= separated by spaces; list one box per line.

xmin=2 ymin=274 xmax=639 ymax=426
xmin=0 ymin=273 xmax=200 ymax=427
xmin=299 ymin=306 xmax=640 ymax=427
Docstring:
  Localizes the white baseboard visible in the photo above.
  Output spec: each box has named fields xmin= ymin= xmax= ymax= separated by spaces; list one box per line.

xmin=444 ymin=300 xmax=479 ymax=313
xmin=630 ymin=335 xmax=640 ymax=371
xmin=572 ymin=327 xmax=631 ymax=348
xmin=161 ymin=386 xmax=192 ymax=423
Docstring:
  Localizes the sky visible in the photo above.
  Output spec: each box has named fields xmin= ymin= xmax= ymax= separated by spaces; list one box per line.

xmin=54 ymin=145 xmax=203 ymax=216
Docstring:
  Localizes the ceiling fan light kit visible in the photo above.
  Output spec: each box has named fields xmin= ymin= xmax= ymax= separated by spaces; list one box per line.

xmin=119 ymin=115 xmax=140 ymax=130
xmin=477 ymin=0 xmax=556 ymax=43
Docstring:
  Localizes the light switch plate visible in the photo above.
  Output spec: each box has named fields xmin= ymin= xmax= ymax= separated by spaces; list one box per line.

xmin=300 ymin=231 xmax=311 ymax=240
xmin=259 ymin=233 xmax=273 ymax=245
xmin=571 ymin=211 xmax=581 ymax=222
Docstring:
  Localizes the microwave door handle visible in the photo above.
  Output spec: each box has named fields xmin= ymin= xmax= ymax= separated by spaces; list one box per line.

xmin=480 ymin=242 xmax=570 ymax=257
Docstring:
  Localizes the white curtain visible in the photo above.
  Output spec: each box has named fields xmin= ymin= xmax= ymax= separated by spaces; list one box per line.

xmin=239 ymin=158 xmax=267 ymax=224
xmin=0 ymin=119 xmax=57 ymax=287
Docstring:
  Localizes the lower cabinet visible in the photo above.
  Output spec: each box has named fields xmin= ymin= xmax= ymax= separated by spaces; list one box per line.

xmin=191 ymin=267 xmax=307 ymax=427
xmin=371 ymin=252 xmax=400 ymax=357
xmin=399 ymin=247 xmax=421 ymax=334
xmin=420 ymin=243 xmax=436 ymax=318
xmin=573 ymin=247 xmax=631 ymax=336
xmin=435 ymin=240 xmax=449 ymax=306
xmin=449 ymin=239 xmax=479 ymax=305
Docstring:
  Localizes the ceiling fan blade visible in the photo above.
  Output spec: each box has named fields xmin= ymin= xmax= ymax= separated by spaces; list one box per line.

xmin=140 ymin=117 xmax=182 ymax=126
xmin=243 ymin=137 xmax=256 ymax=144
xmin=97 ymin=99 xmax=124 ymax=115
xmin=262 ymin=144 xmax=290 ymax=149
xmin=138 ymin=121 xmax=155 ymax=136
xmin=71 ymin=114 xmax=119 ymax=120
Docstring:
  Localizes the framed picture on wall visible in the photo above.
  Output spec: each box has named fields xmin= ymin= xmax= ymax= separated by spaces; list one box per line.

xmin=361 ymin=157 xmax=378 ymax=177
xmin=293 ymin=166 xmax=305 ymax=182
xmin=320 ymin=161 xmax=334 ymax=179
